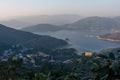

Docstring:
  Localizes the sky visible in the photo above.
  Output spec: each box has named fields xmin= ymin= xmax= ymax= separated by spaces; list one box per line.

xmin=0 ymin=0 xmax=120 ymax=20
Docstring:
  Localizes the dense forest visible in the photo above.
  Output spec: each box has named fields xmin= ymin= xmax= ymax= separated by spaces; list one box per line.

xmin=0 ymin=48 xmax=120 ymax=80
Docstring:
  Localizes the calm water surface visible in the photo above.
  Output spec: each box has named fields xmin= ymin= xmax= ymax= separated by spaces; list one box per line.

xmin=34 ymin=30 xmax=120 ymax=54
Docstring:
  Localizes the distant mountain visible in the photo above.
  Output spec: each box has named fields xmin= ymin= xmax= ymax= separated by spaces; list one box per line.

xmin=0 ymin=14 xmax=81 ymax=29
xmin=20 ymin=16 xmax=120 ymax=33
xmin=21 ymin=16 xmax=120 ymax=33
xmin=21 ymin=24 xmax=64 ymax=32
xmin=67 ymin=16 xmax=120 ymax=31
xmin=113 ymin=16 xmax=120 ymax=25
xmin=97 ymin=32 xmax=120 ymax=42
xmin=0 ymin=20 xmax=32 ymax=29
xmin=18 ymin=15 xmax=81 ymax=25
xmin=0 ymin=24 xmax=68 ymax=53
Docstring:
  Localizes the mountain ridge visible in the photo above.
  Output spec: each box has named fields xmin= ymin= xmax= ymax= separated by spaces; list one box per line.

xmin=0 ymin=14 xmax=81 ymax=29
xmin=21 ymin=16 xmax=120 ymax=33
xmin=67 ymin=16 xmax=120 ymax=31
xmin=0 ymin=24 xmax=68 ymax=53
xmin=21 ymin=24 xmax=64 ymax=32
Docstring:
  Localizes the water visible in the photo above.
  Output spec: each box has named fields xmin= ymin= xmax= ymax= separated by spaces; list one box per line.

xmin=34 ymin=30 xmax=120 ymax=54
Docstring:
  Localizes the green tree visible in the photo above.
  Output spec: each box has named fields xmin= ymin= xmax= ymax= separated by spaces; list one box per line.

xmin=33 ymin=72 xmax=51 ymax=80
xmin=91 ymin=52 xmax=120 ymax=80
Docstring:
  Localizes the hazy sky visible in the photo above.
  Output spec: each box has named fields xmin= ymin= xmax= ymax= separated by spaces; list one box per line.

xmin=0 ymin=0 xmax=120 ymax=20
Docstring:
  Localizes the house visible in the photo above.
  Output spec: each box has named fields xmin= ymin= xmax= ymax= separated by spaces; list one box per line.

xmin=84 ymin=51 xmax=92 ymax=57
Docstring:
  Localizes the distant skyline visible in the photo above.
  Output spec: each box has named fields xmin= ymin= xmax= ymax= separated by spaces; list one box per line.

xmin=0 ymin=0 xmax=120 ymax=20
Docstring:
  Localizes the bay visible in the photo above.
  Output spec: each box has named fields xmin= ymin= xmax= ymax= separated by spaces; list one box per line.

xmin=34 ymin=30 xmax=120 ymax=54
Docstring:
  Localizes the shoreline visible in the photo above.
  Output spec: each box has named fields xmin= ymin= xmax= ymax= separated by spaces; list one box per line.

xmin=96 ymin=36 xmax=120 ymax=42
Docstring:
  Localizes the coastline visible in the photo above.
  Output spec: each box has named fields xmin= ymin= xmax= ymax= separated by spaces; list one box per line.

xmin=96 ymin=36 xmax=120 ymax=42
